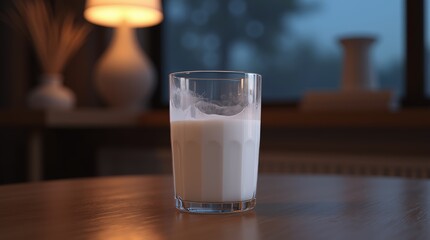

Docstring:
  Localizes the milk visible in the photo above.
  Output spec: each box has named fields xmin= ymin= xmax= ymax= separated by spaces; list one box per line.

xmin=171 ymin=119 xmax=260 ymax=202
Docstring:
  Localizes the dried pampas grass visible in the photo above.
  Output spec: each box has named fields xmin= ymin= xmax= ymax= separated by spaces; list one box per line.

xmin=2 ymin=0 xmax=91 ymax=74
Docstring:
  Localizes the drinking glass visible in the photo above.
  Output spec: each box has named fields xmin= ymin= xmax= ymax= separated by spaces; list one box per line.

xmin=169 ymin=71 xmax=262 ymax=214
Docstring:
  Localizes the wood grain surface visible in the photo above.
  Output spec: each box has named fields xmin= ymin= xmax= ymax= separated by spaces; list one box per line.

xmin=0 ymin=175 xmax=429 ymax=240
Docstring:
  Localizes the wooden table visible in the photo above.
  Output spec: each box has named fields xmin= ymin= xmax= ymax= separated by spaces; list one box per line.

xmin=1 ymin=174 xmax=429 ymax=239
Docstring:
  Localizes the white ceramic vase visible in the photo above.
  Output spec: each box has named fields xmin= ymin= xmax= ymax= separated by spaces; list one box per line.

xmin=339 ymin=37 xmax=377 ymax=91
xmin=28 ymin=74 xmax=75 ymax=110
xmin=94 ymin=23 xmax=155 ymax=110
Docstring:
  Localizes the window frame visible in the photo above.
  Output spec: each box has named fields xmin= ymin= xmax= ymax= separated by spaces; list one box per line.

xmin=403 ymin=0 xmax=430 ymax=106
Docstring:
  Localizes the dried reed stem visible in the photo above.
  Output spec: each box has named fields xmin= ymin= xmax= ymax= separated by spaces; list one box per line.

xmin=2 ymin=0 xmax=90 ymax=74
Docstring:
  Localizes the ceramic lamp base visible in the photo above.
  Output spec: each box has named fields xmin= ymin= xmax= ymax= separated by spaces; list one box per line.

xmin=94 ymin=23 xmax=155 ymax=110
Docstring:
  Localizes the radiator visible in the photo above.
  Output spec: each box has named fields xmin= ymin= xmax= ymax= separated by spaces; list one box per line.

xmin=259 ymin=152 xmax=430 ymax=179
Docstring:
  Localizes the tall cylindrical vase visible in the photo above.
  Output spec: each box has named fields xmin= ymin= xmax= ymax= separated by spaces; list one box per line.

xmin=339 ymin=37 xmax=377 ymax=91
xmin=28 ymin=74 xmax=75 ymax=110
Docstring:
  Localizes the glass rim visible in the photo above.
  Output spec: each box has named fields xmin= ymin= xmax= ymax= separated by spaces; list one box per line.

xmin=169 ymin=70 xmax=262 ymax=80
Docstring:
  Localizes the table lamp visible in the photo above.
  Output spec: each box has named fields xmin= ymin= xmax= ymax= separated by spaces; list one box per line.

xmin=84 ymin=0 xmax=163 ymax=110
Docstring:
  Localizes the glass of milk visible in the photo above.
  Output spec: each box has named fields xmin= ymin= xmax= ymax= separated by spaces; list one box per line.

xmin=169 ymin=71 xmax=262 ymax=214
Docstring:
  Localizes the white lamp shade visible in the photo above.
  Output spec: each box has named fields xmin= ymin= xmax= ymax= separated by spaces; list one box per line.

xmin=84 ymin=0 xmax=163 ymax=27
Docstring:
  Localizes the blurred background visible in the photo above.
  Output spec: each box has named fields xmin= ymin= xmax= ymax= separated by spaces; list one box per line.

xmin=0 ymin=0 xmax=429 ymax=184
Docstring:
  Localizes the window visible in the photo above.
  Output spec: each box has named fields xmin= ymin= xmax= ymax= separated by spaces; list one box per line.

xmin=162 ymin=0 xmax=404 ymax=103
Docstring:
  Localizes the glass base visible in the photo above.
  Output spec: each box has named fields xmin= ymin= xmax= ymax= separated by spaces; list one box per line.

xmin=175 ymin=197 xmax=256 ymax=214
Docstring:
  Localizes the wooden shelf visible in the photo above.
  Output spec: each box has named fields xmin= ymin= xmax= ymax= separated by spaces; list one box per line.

xmin=0 ymin=109 xmax=141 ymax=128
xmin=139 ymin=108 xmax=430 ymax=129
xmin=146 ymin=107 xmax=430 ymax=129
xmin=0 ymin=108 xmax=430 ymax=129
xmin=262 ymin=107 xmax=430 ymax=129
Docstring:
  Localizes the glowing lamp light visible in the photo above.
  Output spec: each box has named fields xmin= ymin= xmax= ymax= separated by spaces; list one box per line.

xmin=84 ymin=0 xmax=163 ymax=27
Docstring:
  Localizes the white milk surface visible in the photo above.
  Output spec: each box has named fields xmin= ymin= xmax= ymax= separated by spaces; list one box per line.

xmin=171 ymin=119 xmax=260 ymax=202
